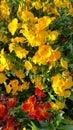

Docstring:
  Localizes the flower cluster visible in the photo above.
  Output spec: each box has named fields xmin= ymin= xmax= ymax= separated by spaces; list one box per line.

xmin=52 ymin=71 xmax=73 ymax=98
xmin=22 ymin=87 xmax=51 ymax=121
xmin=0 ymin=94 xmax=20 ymax=130
xmin=0 ymin=0 xmax=73 ymax=129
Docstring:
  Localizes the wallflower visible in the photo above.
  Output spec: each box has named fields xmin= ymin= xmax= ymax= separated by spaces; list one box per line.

xmin=50 ymin=101 xmax=65 ymax=110
xmin=69 ymin=6 xmax=73 ymax=16
xmin=54 ymin=0 xmax=70 ymax=8
xmin=52 ymin=73 xmax=73 ymax=98
xmin=7 ymin=98 xmax=16 ymax=109
xmin=32 ymin=76 xmax=44 ymax=90
xmin=6 ymin=79 xmax=19 ymax=95
xmin=0 ymin=73 xmax=7 ymax=84
xmin=8 ymin=18 xmax=18 ymax=36
xmin=60 ymin=58 xmax=68 ymax=69
xmin=18 ymin=82 xmax=30 ymax=91
xmin=9 ymin=43 xmax=15 ymax=53
xmin=32 ymin=45 xmax=52 ymax=65
xmin=48 ymin=31 xmax=59 ymax=42
xmin=15 ymin=69 xmax=25 ymax=79
xmin=0 ymin=49 xmax=12 ymax=71
xmin=22 ymin=87 xmax=51 ymax=121
xmin=0 ymin=103 xmax=8 ymax=117
xmin=11 ymin=37 xmax=26 ymax=44
xmin=15 ymin=46 xmax=28 ymax=59
xmin=34 ymin=103 xmax=51 ymax=121
xmin=34 ymin=16 xmax=55 ymax=32
xmin=24 ymin=61 xmax=32 ymax=71
xmin=32 ymin=1 xmax=42 ymax=10
xmin=0 ymin=0 xmax=10 ymax=19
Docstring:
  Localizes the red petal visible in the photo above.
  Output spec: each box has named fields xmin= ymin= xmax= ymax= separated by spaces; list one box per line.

xmin=35 ymin=87 xmax=46 ymax=98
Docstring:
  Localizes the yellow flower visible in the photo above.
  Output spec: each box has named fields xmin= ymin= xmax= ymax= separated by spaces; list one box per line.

xmin=18 ymin=82 xmax=29 ymax=92
xmin=32 ymin=2 xmax=42 ymax=10
xmin=23 ymin=127 xmax=26 ymax=130
xmin=48 ymin=31 xmax=59 ymax=42
xmin=51 ymin=101 xmax=65 ymax=110
xmin=64 ymin=90 xmax=71 ymax=98
xmin=60 ymin=58 xmax=68 ymax=69
xmin=15 ymin=69 xmax=25 ymax=79
xmin=11 ymin=37 xmax=26 ymax=44
xmin=21 ymin=10 xmax=35 ymax=22
xmin=0 ymin=73 xmax=7 ymax=84
xmin=0 ymin=49 xmax=12 ymax=71
xmin=0 ymin=0 xmax=10 ymax=19
xmin=5 ymin=84 xmax=12 ymax=94
xmin=9 ymin=43 xmax=15 ymax=53
xmin=52 ymin=72 xmax=73 ymax=98
xmin=32 ymin=45 xmax=52 ymax=65
xmin=34 ymin=16 xmax=54 ymax=31
xmin=69 ymin=6 xmax=73 ymax=16
xmin=15 ymin=46 xmax=28 ymax=59
xmin=8 ymin=18 xmax=18 ymax=36
xmin=24 ymin=61 xmax=32 ymax=71
xmin=6 ymin=79 xmax=19 ymax=95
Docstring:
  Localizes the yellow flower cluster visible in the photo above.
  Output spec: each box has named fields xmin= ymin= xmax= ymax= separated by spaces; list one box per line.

xmin=50 ymin=101 xmax=65 ymax=110
xmin=52 ymin=71 xmax=73 ymax=98
xmin=6 ymin=79 xmax=29 ymax=95
xmin=0 ymin=0 xmax=10 ymax=19
xmin=32 ymin=45 xmax=61 ymax=67
xmin=0 ymin=49 xmax=14 ymax=72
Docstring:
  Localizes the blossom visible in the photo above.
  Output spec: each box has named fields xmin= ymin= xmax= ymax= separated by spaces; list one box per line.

xmin=60 ymin=58 xmax=68 ymax=69
xmin=15 ymin=46 xmax=28 ymax=59
xmin=8 ymin=18 xmax=18 ymax=36
xmin=35 ymin=87 xmax=46 ymax=98
xmin=0 ymin=103 xmax=8 ymax=117
xmin=24 ymin=61 xmax=32 ymax=71
xmin=34 ymin=103 xmax=51 ymax=121
xmin=7 ymin=98 xmax=16 ymax=109
xmin=52 ymin=72 xmax=73 ymax=98
xmin=22 ymin=87 xmax=51 ymax=121
xmin=50 ymin=101 xmax=65 ymax=110
xmin=0 ymin=0 xmax=10 ymax=19
xmin=0 ymin=73 xmax=7 ymax=84
xmin=15 ymin=69 xmax=25 ymax=79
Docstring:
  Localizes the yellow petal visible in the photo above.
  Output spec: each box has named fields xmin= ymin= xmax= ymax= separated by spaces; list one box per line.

xmin=8 ymin=18 xmax=18 ymax=36
xmin=60 ymin=58 xmax=68 ymax=69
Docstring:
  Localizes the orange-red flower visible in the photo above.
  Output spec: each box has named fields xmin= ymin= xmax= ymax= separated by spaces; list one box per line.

xmin=35 ymin=87 xmax=46 ymax=98
xmin=0 ymin=103 xmax=8 ymax=117
xmin=22 ymin=87 xmax=51 ymax=121
xmin=34 ymin=103 xmax=51 ymax=121
xmin=7 ymin=98 xmax=16 ymax=109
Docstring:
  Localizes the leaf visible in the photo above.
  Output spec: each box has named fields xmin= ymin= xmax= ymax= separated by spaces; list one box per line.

xmin=58 ymin=125 xmax=73 ymax=130
xmin=31 ymin=122 xmax=40 ymax=130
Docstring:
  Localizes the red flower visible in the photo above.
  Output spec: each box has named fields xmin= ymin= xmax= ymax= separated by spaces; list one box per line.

xmin=22 ymin=87 xmax=51 ymax=122
xmin=22 ymin=95 xmax=36 ymax=112
xmin=35 ymin=87 xmax=46 ymax=98
xmin=7 ymin=98 xmax=16 ymax=109
xmin=34 ymin=103 xmax=51 ymax=121
xmin=3 ymin=120 xmax=15 ymax=130
xmin=0 ymin=103 xmax=8 ymax=117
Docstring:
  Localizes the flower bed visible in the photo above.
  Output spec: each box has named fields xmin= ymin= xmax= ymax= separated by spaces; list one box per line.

xmin=0 ymin=0 xmax=73 ymax=130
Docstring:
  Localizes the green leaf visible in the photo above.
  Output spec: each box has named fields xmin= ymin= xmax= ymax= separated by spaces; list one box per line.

xmin=31 ymin=122 xmax=40 ymax=130
xmin=58 ymin=125 xmax=73 ymax=130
